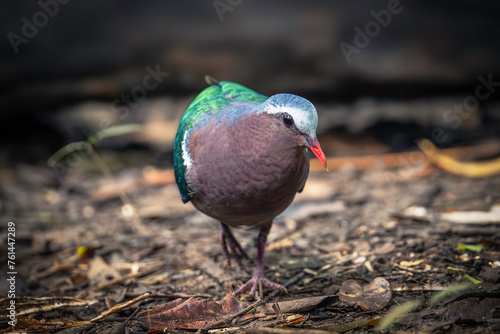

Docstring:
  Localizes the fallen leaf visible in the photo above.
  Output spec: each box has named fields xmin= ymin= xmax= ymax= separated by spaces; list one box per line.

xmin=338 ymin=277 xmax=392 ymax=311
xmin=87 ymin=256 xmax=120 ymax=286
xmin=105 ymin=296 xmax=118 ymax=309
xmin=105 ymin=287 xmax=127 ymax=307
xmin=418 ymin=138 xmax=500 ymax=178
xmin=140 ymin=298 xmax=184 ymax=316
xmin=137 ymin=293 xmax=242 ymax=330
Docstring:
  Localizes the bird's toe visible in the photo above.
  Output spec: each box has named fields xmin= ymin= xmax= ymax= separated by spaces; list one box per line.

xmin=232 ymin=274 xmax=285 ymax=298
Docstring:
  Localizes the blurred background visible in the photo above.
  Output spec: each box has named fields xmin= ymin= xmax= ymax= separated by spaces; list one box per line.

xmin=1 ymin=0 xmax=500 ymax=168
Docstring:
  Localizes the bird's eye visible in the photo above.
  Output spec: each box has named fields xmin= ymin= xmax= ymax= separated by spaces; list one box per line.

xmin=282 ymin=113 xmax=294 ymax=127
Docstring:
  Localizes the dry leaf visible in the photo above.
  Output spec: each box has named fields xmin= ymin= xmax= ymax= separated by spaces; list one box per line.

xmin=339 ymin=277 xmax=392 ymax=311
xmin=137 ymin=293 xmax=242 ymax=330
xmin=105 ymin=296 xmax=118 ymax=309
xmin=87 ymin=256 xmax=120 ymax=286
xmin=418 ymin=138 xmax=500 ymax=178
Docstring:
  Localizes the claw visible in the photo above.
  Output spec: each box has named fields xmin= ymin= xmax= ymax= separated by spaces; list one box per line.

xmin=232 ymin=272 xmax=286 ymax=297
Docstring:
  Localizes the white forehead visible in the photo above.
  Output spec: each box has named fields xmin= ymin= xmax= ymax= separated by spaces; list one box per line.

xmin=259 ymin=94 xmax=318 ymax=137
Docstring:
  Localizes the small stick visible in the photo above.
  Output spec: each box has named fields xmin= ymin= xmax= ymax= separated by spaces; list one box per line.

xmin=91 ymin=293 xmax=152 ymax=322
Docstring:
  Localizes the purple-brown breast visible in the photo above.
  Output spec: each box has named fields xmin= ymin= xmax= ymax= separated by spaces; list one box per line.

xmin=186 ymin=112 xmax=309 ymax=228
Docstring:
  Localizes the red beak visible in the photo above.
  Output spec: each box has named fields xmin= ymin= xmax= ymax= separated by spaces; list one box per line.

xmin=305 ymin=136 xmax=327 ymax=168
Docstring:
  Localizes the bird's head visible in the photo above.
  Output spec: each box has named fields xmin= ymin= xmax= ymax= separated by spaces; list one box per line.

xmin=258 ymin=94 xmax=327 ymax=168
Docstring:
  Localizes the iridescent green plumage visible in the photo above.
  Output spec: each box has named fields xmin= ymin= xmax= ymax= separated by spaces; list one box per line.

xmin=174 ymin=81 xmax=268 ymax=203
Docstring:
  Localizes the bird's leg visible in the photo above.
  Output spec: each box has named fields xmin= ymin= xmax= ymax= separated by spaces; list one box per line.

xmin=233 ymin=224 xmax=285 ymax=297
xmin=219 ymin=222 xmax=249 ymax=269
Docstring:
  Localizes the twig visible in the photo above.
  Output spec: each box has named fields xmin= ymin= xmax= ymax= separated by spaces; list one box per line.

xmin=197 ymin=298 xmax=265 ymax=333
xmin=91 ymin=293 xmax=152 ymax=322
xmin=1 ymin=296 xmax=98 ymax=317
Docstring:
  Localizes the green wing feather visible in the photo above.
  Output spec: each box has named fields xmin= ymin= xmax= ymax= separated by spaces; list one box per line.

xmin=173 ymin=81 xmax=268 ymax=203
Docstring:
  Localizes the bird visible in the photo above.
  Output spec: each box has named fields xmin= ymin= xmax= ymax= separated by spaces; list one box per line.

xmin=173 ymin=77 xmax=327 ymax=297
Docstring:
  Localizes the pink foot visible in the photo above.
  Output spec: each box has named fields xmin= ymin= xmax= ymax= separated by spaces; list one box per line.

xmin=233 ymin=271 xmax=286 ymax=297
xmin=227 ymin=223 xmax=286 ymax=298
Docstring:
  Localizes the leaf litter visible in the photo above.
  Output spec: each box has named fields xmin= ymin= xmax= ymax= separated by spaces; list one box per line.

xmin=1 ymin=136 xmax=500 ymax=333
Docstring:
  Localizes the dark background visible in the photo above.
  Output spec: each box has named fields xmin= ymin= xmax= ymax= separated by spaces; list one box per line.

xmin=1 ymin=0 xmax=500 ymax=166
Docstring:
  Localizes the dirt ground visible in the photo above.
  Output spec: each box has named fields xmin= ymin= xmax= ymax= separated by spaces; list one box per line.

xmin=0 ymin=144 xmax=499 ymax=333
